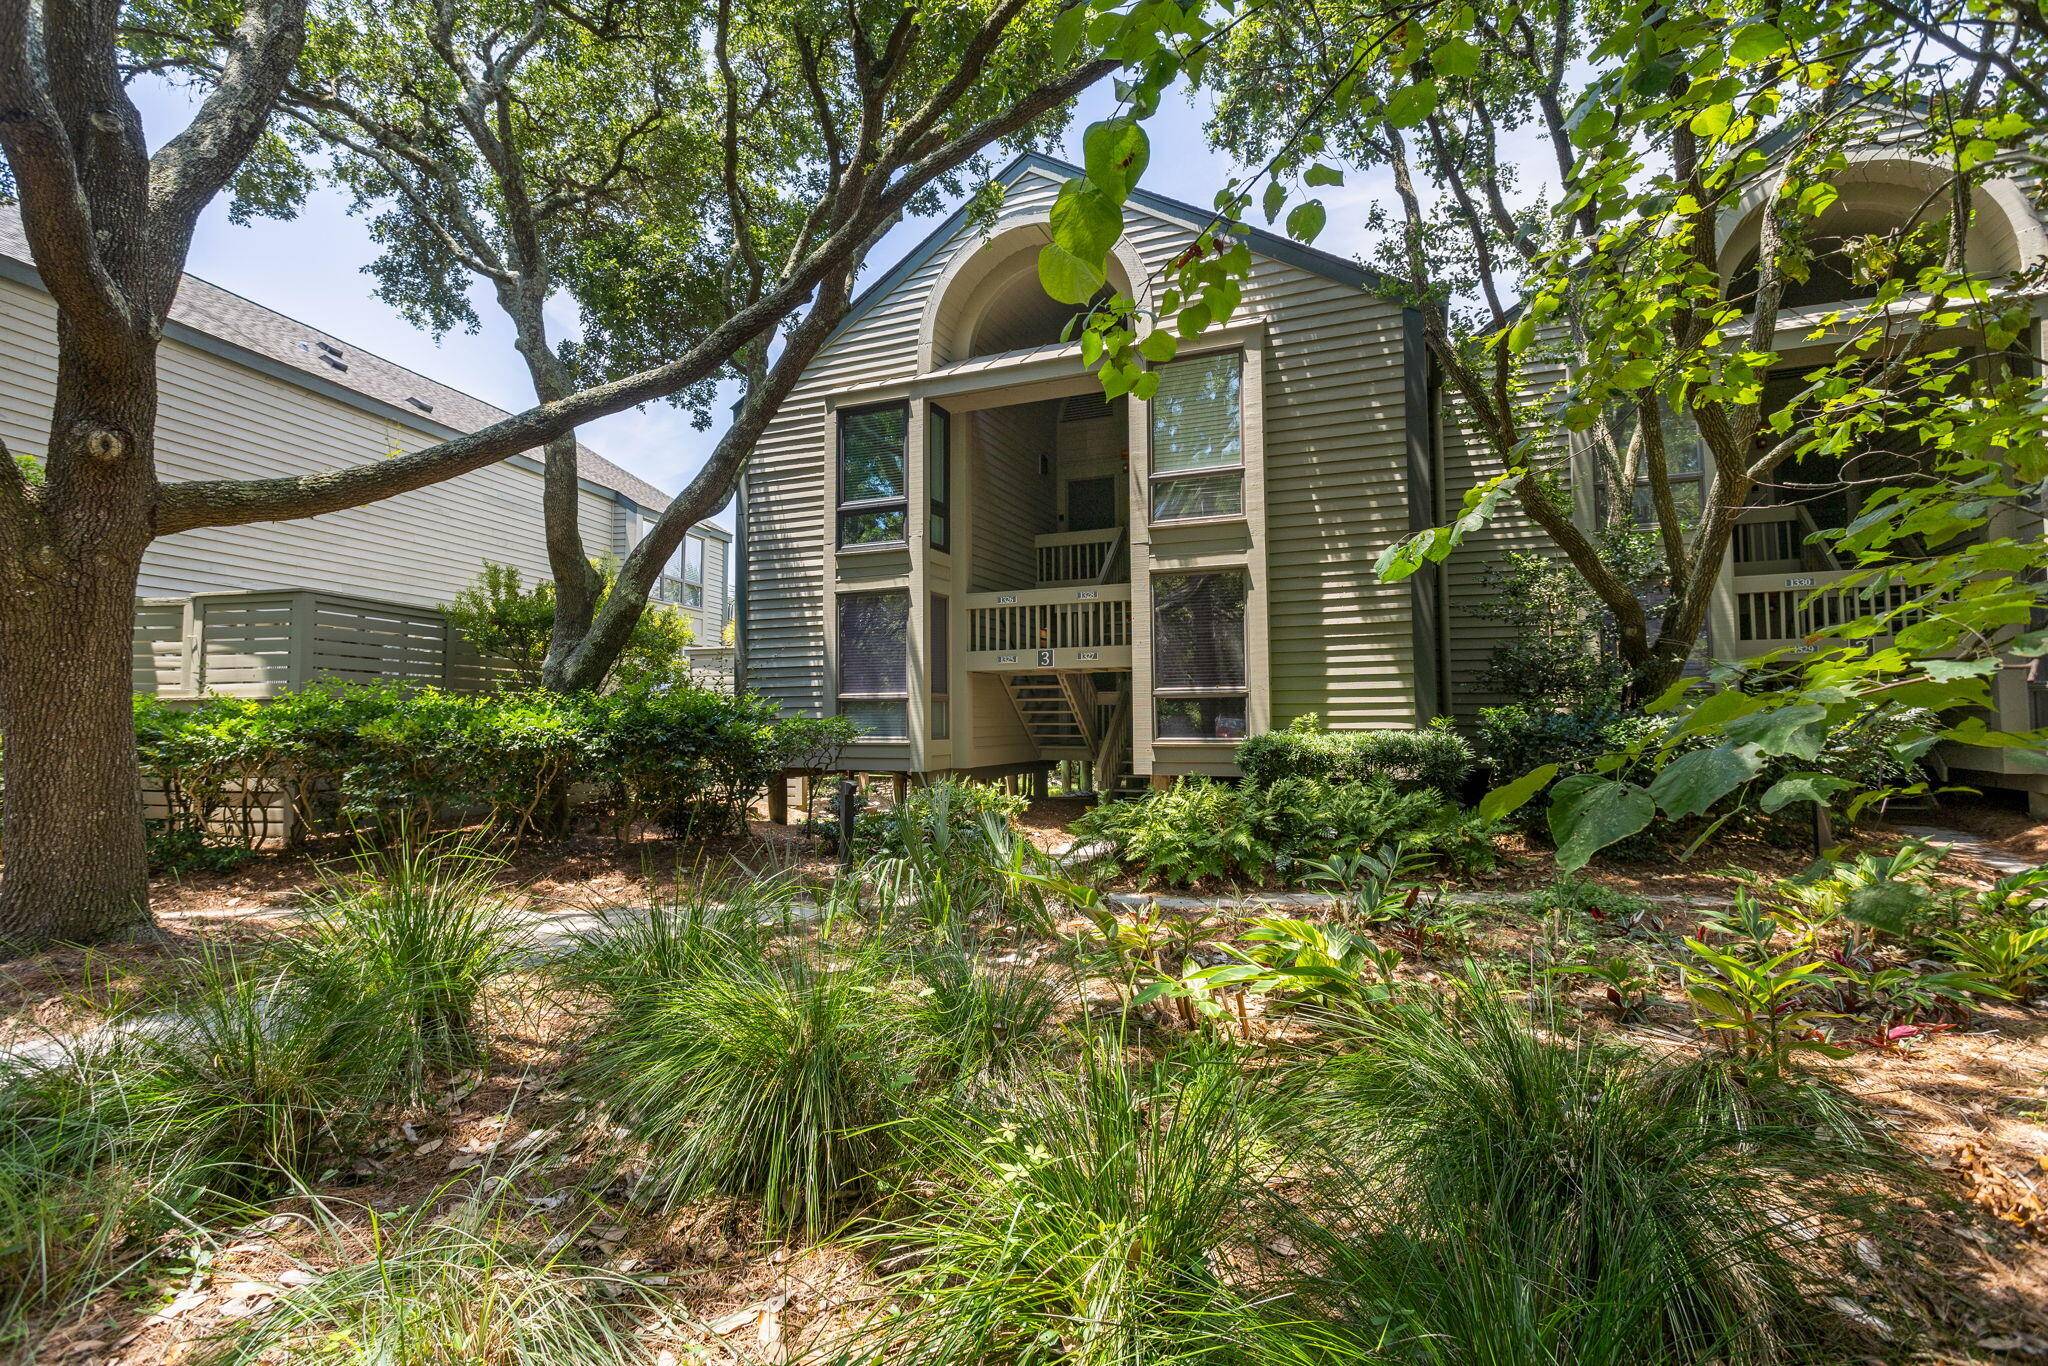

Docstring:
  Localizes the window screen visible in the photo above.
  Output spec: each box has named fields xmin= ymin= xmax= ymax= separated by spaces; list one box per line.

xmin=1151 ymin=354 xmax=1243 ymax=521
xmin=930 ymin=406 xmax=952 ymax=553
xmin=929 ymin=593 xmax=950 ymax=740
xmin=1152 ymin=571 xmax=1248 ymax=740
xmin=839 ymin=403 xmax=908 ymax=547
xmin=838 ymin=590 xmax=908 ymax=737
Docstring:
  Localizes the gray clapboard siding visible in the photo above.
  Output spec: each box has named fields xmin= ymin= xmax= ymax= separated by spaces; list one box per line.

xmin=0 ymin=271 xmax=704 ymax=619
xmin=1436 ymin=364 xmax=1573 ymax=721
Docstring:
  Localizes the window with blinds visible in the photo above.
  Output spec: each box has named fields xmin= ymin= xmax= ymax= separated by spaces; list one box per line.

xmin=838 ymin=402 xmax=909 ymax=547
xmin=1152 ymin=571 xmax=1248 ymax=740
xmin=837 ymin=589 xmax=909 ymax=737
xmin=1150 ymin=353 xmax=1243 ymax=521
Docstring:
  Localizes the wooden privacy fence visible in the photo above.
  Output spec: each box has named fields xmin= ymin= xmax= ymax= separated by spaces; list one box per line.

xmin=133 ymin=589 xmax=509 ymax=699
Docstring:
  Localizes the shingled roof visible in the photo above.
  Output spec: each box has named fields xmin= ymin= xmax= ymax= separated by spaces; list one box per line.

xmin=0 ymin=210 xmax=673 ymax=514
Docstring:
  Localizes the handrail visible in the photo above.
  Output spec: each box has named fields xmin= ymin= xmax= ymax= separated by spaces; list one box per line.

xmin=1093 ymin=526 xmax=1129 ymax=586
xmin=1036 ymin=527 xmax=1126 ymax=585
xmin=965 ymin=584 xmax=1132 ymax=654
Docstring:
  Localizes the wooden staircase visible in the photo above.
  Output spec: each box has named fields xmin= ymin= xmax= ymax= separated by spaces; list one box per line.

xmin=1003 ymin=673 xmax=1091 ymax=754
xmin=987 ymin=525 xmax=1137 ymax=801
xmin=1000 ymin=669 xmax=1135 ymax=800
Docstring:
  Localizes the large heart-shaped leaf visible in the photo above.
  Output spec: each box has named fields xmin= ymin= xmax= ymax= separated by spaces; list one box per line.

xmin=1082 ymin=117 xmax=1150 ymax=200
xmin=1647 ymin=743 xmax=1761 ymax=820
xmin=1548 ymin=774 xmax=1655 ymax=873
xmin=1723 ymin=703 xmax=1828 ymax=760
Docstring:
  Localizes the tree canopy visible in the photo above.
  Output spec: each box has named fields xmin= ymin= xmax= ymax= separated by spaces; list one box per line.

xmin=1043 ymin=0 xmax=2048 ymax=862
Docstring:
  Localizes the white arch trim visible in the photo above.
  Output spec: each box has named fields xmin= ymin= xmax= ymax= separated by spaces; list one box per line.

xmin=1715 ymin=147 xmax=2047 ymax=278
xmin=916 ymin=211 xmax=1152 ymax=374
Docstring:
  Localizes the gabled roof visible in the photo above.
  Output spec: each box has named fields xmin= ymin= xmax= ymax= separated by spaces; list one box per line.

xmin=0 ymin=210 xmax=675 ymax=515
xmin=827 ymin=150 xmax=1405 ymax=348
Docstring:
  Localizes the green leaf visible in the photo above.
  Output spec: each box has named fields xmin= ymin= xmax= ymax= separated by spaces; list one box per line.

xmin=1845 ymin=882 xmax=1925 ymax=938
xmin=1570 ymin=107 xmax=1615 ymax=149
xmin=1262 ymin=180 xmax=1286 ymax=224
xmin=1176 ymin=300 xmax=1212 ymax=338
xmin=1760 ymin=772 xmax=1852 ymax=813
xmin=1920 ymin=657 xmax=2002 ymax=682
xmin=1647 ymin=743 xmax=1761 ymax=820
xmin=1729 ymin=21 xmax=1785 ymax=62
xmin=1082 ymin=117 xmax=1150 ymax=200
xmin=1431 ymin=37 xmax=1480 ymax=77
xmin=1285 ymin=199 xmax=1327 ymax=243
xmin=1689 ymin=102 xmax=1733 ymax=137
xmin=1038 ymin=243 xmax=1106 ymax=307
xmin=1386 ymin=80 xmax=1438 ymax=128
xmin=1613 ymin=357 xmax=1657 ymax=389
xmin=1303 ymin=162 xmax=1344 ymax=187
xmin=1049 ymin=5 xmax=1087 ymax=65
xmin=1479 ymin=763 xmax=1558 ymax=824
xmin=1548 ymin=775 xmax=1655 ymax=873
xmin=1138 ymin=329 xmax=1178 ymax=363
xmin=1723 ymin=703 xmax=1828 ymax=760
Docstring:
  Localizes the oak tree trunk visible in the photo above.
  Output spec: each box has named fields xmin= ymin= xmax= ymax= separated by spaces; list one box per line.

xmin=0 ymin=338 xmax=161 ymax=951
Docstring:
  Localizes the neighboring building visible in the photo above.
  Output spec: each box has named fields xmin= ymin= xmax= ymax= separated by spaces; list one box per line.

xmin=729 ymin=148 xmax=2045 ymax=808
xmin=0 ymin=211 xmax=730 ymax=651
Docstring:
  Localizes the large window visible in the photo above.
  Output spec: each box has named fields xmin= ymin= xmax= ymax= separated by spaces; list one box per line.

xmin=837 ymin=590 xmax=908 ymax=737
xmin=930 ymin=405 xmax=953 ymax=553
xmin=1628 ymin=406 xmax=1706 ymax=530
xmin=838 ymin=402 xmax=908 ymax=547
xmin=1150 ymin=354 xmax=1244 ymax=521
xmin=1152 ymin=571 xmax=1247 ymax=740
xmin=929 ymin=593 xmax=950 ymax=741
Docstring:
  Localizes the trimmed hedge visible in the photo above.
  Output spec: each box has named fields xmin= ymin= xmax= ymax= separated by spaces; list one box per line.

xmin=1234 ymin=716 xmax=1473 ymax=796
xmin=129 ymin=681 xmax=855 ymax=851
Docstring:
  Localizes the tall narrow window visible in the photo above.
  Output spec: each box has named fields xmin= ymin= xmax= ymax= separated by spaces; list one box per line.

xmin=838 ymin=402 xmax=909 ymax=547
xmin=1152 ymin=571 xmax=1248 ymax=740
xmin=837 ymin=590 xmax=909 ymax=737
xmin=930 ymin=405 xmax=953 ymax=553
xmin=1150 ymin=353 xmax=1243 ymax=521
xmin=929 ymin=593 xmax=950 ymax=741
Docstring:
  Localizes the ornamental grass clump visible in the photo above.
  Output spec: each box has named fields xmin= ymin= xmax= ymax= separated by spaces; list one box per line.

xmin=0 ymin=1045 xmax=170 ymax=1339
xmin=278 ymin=836 xmax=531 ymax=1090
xmin=907 ymin=936 xmax=1060 ymax=1089
xmin=1286 ymin=973 xmax=1916 ymax=1364
xmin=566 ymin=917 xmax=923 ymax=1239
xmin=199 ymin=1175 xmax=667 ymax=1366
xmin=0 ymin=946 xmax=415 ymax=1338
xmin=857 ymin=1042 xmax=1289 ymax=1366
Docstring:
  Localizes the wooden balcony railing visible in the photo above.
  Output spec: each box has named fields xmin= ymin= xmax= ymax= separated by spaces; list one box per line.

xmin=1731 ymin=505 xmax=1840 ymax=575
xmin=1036 ymin=528 xmax=1126 ymax=586
xmin=965 ymin=584 xmax=1132 ymax=671
xmin=1732 ymin=568 xmax=1923 ymax=654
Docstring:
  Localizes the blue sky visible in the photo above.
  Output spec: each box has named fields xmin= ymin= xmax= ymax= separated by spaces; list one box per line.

xmin=134 ymin=75 xmax=1404 ymax=528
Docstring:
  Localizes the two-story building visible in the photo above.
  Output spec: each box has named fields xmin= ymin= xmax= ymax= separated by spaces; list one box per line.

xmin=733 ymin=149 xmax=2047 ymax=809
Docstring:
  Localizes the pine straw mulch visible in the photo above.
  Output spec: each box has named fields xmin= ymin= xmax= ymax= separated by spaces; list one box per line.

xmin=5 ymin=797 xmax=2048 ymax=1363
